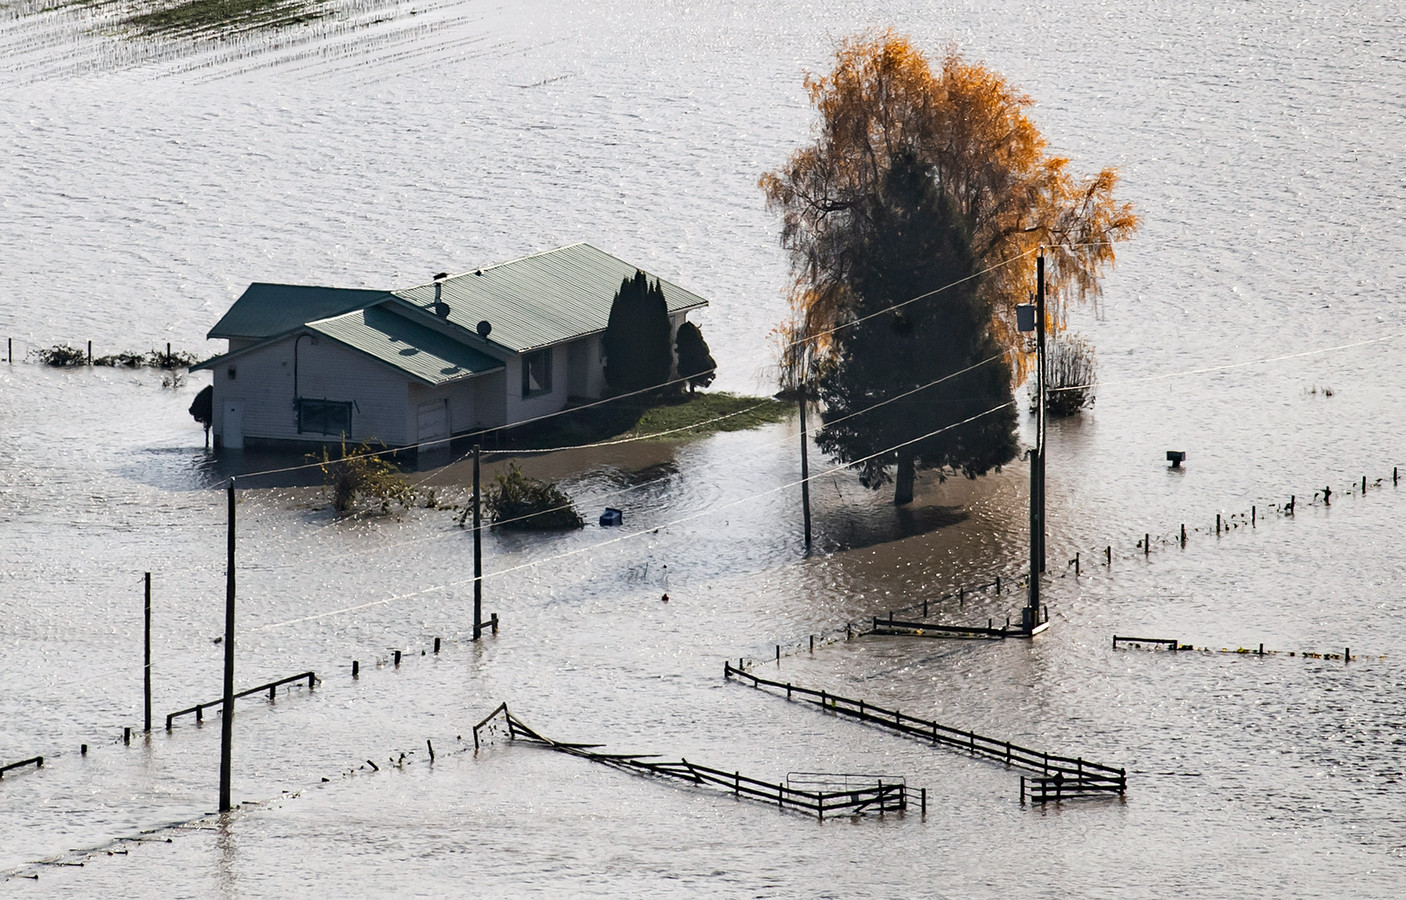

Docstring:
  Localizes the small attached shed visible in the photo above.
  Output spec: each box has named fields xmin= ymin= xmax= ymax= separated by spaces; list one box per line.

xmin=192 ymin=243 xmax=709 ymax=450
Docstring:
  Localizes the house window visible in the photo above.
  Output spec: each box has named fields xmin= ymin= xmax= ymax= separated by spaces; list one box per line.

xmin=298 ymin=398 xmax=353 ymax=436
xmin=521 ymin=349 xmax=552 ymax=398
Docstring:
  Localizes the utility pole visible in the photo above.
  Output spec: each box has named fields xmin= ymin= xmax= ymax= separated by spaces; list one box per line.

xmin=798 ymin=394 xmax=812 ymax=549
xmin=1036 ymin=252 xmax=1047 ymax=576
xmin=144 ymin=572 xmax=152 ymax=734
xmin=1020 ymin=252 xmax=1047 ymax=633
xmin=472 ymin=445 xmax=483 ymax=640
xmin=219 ymin=478 xmax=236 ymax=813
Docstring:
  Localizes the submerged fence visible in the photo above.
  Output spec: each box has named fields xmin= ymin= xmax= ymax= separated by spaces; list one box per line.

xmin=724 ymin=664 xmax=1125 ymax=804
xmin=0 ymin=756 xmax=43 ymax=779
xmin=165 ymin=671 xmax=317 ymax=730
xmin=472 ymin=703 xmax=914 ymax=819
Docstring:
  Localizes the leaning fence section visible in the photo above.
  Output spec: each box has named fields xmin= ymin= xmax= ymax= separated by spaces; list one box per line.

xmin=472 ymin=703 xmax=915 ymax=820
xmin=0 ymin=756 xmax=43 ymax=780
xmin=724 ymin=664 xmax=1124 ymax=805
xmin=166 ymin=671 xmax=317 ymax=730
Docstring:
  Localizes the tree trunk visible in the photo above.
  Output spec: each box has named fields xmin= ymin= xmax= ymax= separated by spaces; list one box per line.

xmin=893 ymin=447 xmax=915 ymax=506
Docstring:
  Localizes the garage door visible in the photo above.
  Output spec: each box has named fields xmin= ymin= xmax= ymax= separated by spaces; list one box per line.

xmin=416 ymin=400 xmax=449 ymax=451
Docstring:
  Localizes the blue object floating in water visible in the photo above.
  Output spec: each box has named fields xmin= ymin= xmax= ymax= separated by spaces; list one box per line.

xmin=600 ymin=508 xmax=622 ymax=527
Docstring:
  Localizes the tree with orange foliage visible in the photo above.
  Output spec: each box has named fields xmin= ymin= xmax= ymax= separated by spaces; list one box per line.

xmin=762 ymin=31 xmax=1137 ymax=503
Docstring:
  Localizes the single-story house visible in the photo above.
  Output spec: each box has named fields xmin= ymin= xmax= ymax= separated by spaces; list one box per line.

xmin=191 ymin=243 xmax=709 ymax=451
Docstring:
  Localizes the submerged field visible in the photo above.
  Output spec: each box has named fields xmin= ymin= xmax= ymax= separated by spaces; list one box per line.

xmin=3 ymin=0 xmax=1405 ymax=895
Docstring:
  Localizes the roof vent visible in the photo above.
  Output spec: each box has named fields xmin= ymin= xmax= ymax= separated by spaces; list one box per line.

xmin=476 ymin=320 xmax=492 ymax=338
xmin=432 ymin=277 xmax=449 ymax=317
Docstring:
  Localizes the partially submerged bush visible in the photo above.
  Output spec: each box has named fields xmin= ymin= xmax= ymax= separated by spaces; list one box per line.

xmin=318 ymin=439 xmax=417 ymax=515
xmin=96 ymin=348 xmax=200 ymax=369
xmin=1041 ymin=334 xmax=1097 ymax=417
xmin=484 ymin=464 xmax=583 ymax=530
xmin=93 ymin=351 xmax=147 ymax=367
xmin=32 ymin=343 xmax=200 ymax=369
xmin=32 ymin=344 xmax=87 ymax=367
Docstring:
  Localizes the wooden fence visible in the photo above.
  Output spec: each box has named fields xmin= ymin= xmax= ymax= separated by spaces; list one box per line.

xmin=472 ymin=703 xmax=913 ymax=820
xmin=0 ymin=756 xmax=43 ymax=779
xmin=724 ymin=664 xmax=1125 ymax=804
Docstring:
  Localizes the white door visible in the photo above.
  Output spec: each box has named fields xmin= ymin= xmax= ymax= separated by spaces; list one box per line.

xmin=416 ymin=400 xmax=448 ymax=451
xmin=223 ymin=400 xmax=244 ymax=450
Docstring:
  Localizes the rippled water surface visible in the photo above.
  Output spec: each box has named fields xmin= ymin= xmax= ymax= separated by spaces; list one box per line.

xmin=2 ymin=0 xmax=1405 ymax=896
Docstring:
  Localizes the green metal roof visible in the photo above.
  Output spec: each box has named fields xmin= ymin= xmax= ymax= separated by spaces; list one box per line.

xmin=308 ymin=306 xmax=503 ymax=385
xmin=391 ymin=243 xmax=709 ymax=353
xmin=208 ymin=284 xmax=394 ymax=340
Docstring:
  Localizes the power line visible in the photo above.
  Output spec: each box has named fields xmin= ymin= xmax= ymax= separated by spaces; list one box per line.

xmin=778 ymin=247 xmax=1039 ymax=352
xmin=251 ymin=399 xmax=1018 ymax=631
xmin=1046 ymin=332 xmax=1403 ymax=394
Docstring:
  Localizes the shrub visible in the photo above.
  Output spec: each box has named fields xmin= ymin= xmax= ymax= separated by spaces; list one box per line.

xmin=1041 ymin=334 xmax=1097 ymax=417
xmin=318 ymin=439 xmax=416 ymax=514
xmin=675 ymin=321 xmax=717 ymax=392
xmin=189 ymin=385 xmax=213 ymax=445
xmin=33 ymin=344 xmax=87 ymax=367
xmin=484 ymin=463 xmax=583 ymax=530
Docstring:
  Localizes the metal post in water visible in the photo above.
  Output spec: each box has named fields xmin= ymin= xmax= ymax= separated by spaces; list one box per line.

xmin=473 ymin=445 xmax=483 ymax=641
xmin=144 ymin=572 xmax=152 ymax=734
xmin=219 ymin=479 xmax=237 ymax=813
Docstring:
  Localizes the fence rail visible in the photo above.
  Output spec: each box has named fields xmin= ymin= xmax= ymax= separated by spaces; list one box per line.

xmin=0 ymin=756 xmax=43 ymax=779
xmin=725 ymin=664 xmax=1125 ymax=802
xmin=166 ymin=671 xmax=316 ymax=730
xmin=473 ymin=703 xmax=913 ymax=820
xmin=1112 ymin=635 xmax=1179 ymax=650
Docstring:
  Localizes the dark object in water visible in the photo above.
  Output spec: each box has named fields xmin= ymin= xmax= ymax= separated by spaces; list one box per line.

xmin=600 ymin=508 xmax=623 ymax=527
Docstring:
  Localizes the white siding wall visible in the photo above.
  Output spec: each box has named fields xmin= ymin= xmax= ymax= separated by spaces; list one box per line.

xmin=565 ymin=335 xmax=607 ymax=400
xmin=504 ymin=344 xmax=569 ymax=425
xmin=208 ymin=333 xmax=410 ymax=447
xmin=668 ymin=313 xmax=687 ymax=379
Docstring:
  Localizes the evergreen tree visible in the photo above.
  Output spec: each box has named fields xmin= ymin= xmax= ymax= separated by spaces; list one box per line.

xmin=814 ymin=152 xmax=1018 ymax=504
xmin=674 ymin=321 xmax=717 ymax=393
xmin=603 ymin=270 xmax=673 ymax=395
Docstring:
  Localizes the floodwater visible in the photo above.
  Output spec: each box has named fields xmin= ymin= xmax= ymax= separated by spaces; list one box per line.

xmin=2 ymin=0 xmax=1405 ymax=896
